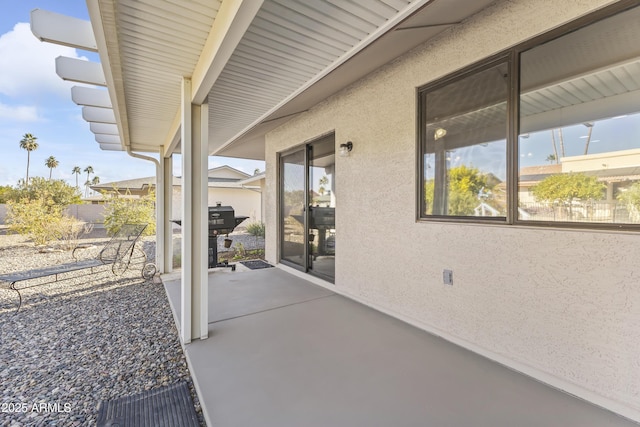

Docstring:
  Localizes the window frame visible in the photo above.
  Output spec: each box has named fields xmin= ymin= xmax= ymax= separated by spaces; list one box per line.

xmin=417 ymin=52 xmax=514 ymax=223
xmin=416 ymin=0 xmax=640 ymax=231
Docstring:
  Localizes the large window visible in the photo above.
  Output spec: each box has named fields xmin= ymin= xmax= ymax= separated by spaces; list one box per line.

xmin=419 ymin=3 xmax=640 ymax=228
xmin=420 ymin=59 xmax=509 ymax=219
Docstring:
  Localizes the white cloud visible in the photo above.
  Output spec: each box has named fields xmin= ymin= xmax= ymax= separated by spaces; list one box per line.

xmin=0 ymin=22 xmax=87 ymax=99
xmin=0 ymin=101 xmax=39 ymax=121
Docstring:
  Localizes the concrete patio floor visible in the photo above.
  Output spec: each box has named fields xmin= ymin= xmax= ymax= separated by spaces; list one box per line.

xmin=163 ymin=267 xmax=637 ymax=427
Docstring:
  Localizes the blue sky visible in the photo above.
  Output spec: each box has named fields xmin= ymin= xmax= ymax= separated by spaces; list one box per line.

xmin=0 ymin=1 xmax=264 ymax=188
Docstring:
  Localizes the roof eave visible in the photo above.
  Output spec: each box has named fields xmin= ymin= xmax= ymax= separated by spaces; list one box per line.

xmin=87 ymin=0 xmax=130 ymax=152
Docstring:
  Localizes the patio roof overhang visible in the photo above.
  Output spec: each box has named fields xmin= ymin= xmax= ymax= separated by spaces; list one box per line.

xmin=31 ymin=0 xmax=498 ymax=159
xmin=30 ymin=0 xmax=499 ymax=344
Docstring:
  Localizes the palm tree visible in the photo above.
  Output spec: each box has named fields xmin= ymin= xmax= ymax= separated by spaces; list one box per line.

xmin=19 ymin=133 xmax=38 ymax=185
xmin=558 ymin=128 xmax=566 ymax=158
xmin=318 ymin=175 xmax=329 ymax=196
xmin=83 ymin=166 xmax=94 ymax=198
xmin=583 ymin=122 xmax=594 ymax=155
xmin=72 ymin=166 xmax=82 ymax=188
xmin=45 ymin=156 xmax=59 ymax=180
xmin=90 ymin=176 xmax=100 ymax=196
xmin=550 ymin=130 xmax=559 ymax=164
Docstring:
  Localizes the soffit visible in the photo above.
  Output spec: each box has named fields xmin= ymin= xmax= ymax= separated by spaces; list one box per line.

xmin=97 ymin=0 xmax=220 ymax=151
xmin=98 ymin=0 xmax=497 ymax=155
xmin=212 ymin=0 xmax=497 ymax=159
xmin=208 ymin=0 xmax=418 ymax=146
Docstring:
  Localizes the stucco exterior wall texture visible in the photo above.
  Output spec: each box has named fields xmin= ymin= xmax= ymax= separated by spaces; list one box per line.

xmin=265 ymin=0 xmax=639 ymax=420
xmin=171 ymin=187 xmax=262 ymax=222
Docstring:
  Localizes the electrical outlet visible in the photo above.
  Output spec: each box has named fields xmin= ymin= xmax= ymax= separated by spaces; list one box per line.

xmin=443 ymin=269 xmax=453 ymax=285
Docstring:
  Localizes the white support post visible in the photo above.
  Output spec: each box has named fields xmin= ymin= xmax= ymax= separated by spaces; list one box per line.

xmin=180 ymin=78 xmax=209 ymax=343
xmin=163 ymin=154 xmax=173 ymax=274
xmin=194 ymin=102 xmax=209 ymax=341
xmin=181 ymin=78 xmax=193 ymax=344
xmin=156 ymin=148 xmax=166 ymax=274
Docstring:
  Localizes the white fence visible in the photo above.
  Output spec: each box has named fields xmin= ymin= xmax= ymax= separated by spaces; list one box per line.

xmin=518 ymin=201 xmax=635 ymax=223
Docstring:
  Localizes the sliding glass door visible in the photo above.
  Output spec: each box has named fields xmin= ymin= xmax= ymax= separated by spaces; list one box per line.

xmin=281 ymin=149 xmax=306 ymax=267
xmin=280 ymin=134 xmax=335 ymax=282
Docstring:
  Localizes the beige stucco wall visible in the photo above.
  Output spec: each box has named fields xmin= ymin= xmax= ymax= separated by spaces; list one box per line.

xmin=171 ymin=186 xmax=262 ymax=223
xmin=265 ymin=0 xmax=639 ymax=421
xmin=1 ymin=204 xmax=107 ymax=225
xmin=562 ymin=148 xmax=640 ymax=173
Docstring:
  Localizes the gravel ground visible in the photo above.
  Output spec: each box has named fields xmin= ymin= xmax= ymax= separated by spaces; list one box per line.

xmin=0 ymin=231 xmax=204 ymax=426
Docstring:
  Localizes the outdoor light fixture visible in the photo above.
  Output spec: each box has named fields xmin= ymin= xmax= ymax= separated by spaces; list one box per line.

xmin=434 ymin=128 xmax=447 ymax=140
xmin=339 ymin=141 xmax=353 ymax=157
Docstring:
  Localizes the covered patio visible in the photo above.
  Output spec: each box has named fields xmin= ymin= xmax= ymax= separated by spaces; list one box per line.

xmin=162 ymin=267 xmax=636 ymax=427
xmin=31 ymin=0 xmax=640 ymax=423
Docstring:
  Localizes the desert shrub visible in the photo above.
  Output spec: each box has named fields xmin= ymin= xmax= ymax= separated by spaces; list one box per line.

xmin=172 ymin=253 xmax=181 ymax=269
xmin=5 ymin=179 xmax=83 ymax=246
xmin=6 ymin=198 xmax=63 ymax=245
xmin=8 ymin=177 xmax=82 ymax=206
xmin=57 ymin=218 xmax=93 ymax=250
xmin=0 ymin=185 xmax=13 ymax=203
xmin=245 ymin=221 xmax=265 ymax=238
xmin=618 ymin=181 xmax=640 ymax=221
xmin=233 ymin=242 xmax=246 ymax=260
xmin=102 ymin=188 xmax=156 ymax=236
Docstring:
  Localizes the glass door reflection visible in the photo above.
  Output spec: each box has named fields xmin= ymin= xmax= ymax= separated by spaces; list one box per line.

xmin=280 ymin=149 xmax=306 ymax=268
xmin=308 ymin=137 xmax=335 ymax=281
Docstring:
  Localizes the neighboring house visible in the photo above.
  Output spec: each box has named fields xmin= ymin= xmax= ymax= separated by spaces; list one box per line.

xmin=91 ymin=166 xmax=264 ymax=222
xmin=89 ymin=176 xmax=156 ymax=199
xmin=35 ymin=1 xmax=640 ymax=423
xmin=519 ymin=150 xmax=640 ymax=221
xmin=517 ymin=164 xmax=563 ymax=205
xmin=561 ymin=148 xmax=640 ymax=203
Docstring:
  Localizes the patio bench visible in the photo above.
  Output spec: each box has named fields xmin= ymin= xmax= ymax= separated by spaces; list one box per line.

xmin=0 ymin=223 xmax=157 ymax=314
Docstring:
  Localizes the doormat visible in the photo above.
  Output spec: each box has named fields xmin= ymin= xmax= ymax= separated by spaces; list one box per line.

xmin=240 ymin=260 xmax=274 ymax=270
xmin=96 ymin=381 xmax=199 ymax=427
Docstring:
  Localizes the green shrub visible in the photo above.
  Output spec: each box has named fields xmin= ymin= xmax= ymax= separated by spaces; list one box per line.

xmin=0 ymin=185 xmax=13 ymax=203
xmin=233 ymin=242 xmax=246 ymax=260
xmin=245 ymin=221 xmax=265 ymax=238
xmin=618 ymin=181 xmax=640 ymax=222
xmin=173 ymin=253 xmax=182 ymax=269
xmin=5 ymin=179 xmax=83 ymax=246
xmin=102 ymin=188 xmax=156 ymax=236
xmin=7 ymin=177 xmax=82 ymax=206
xmin=7 ymin=198 xmax=63 ymax=245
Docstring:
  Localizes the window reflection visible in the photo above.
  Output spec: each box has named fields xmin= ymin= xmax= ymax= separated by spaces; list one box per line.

xmin=423 ymin=62 xmax=508 ymax=217
xmin=518 ymin=6 xmax=640 ymax=224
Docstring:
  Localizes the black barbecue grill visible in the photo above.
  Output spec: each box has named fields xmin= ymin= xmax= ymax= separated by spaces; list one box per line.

xmin=310 ymin=206 xmax=335 ymax=257
xmin=171 ymin=203 xmax=248 ymax=271
xmin=309 ymin=206 xmax=335 ymax=229
xmin=208 ymin=204 xmax=248 ymax=271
